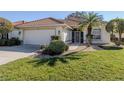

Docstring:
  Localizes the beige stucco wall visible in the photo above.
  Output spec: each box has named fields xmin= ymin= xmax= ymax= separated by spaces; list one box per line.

xmin=83 ymin=26 xmax=110 ymax=44
xmin=9 ymin=25 xmax=110 ymax=45
xmin=9 ymin=29 xmax=23 ymax=40
xmin=62 ymin=28 xmax=72 ymax=43
xmin=9 ymin=26 xmax=72 ymax=45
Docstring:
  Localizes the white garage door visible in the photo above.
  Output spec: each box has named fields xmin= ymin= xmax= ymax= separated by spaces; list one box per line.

xmin=24 ymin=30 xmax=55 ymax=45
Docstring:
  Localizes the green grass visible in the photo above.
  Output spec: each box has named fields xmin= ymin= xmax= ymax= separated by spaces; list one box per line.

xmin=1 ymin=49 xmax=124 ymax=80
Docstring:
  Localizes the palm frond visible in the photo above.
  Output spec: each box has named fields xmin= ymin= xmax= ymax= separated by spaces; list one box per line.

xmin=80 ymin=12 xmax=103 ymax=30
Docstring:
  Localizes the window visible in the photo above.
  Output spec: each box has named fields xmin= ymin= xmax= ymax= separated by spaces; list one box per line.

xmin=58 ymin=30 xmax=61 ymax=35
xmin=93 ymin=35 xmax=101 ymax=39
xmin=92 ymin=29 xmax=101 ymax=40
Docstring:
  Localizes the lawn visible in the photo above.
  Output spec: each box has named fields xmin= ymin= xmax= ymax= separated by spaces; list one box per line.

xmin=1 ymin=49 xmax=124 ymax=80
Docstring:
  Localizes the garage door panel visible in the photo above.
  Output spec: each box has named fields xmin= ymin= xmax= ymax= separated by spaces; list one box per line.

xmin=24 ymin=30 xmax=55 ymax=45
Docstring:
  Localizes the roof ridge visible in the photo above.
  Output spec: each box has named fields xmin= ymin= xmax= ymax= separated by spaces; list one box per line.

xmin=48 ymin=17 xmax=64 ymax=23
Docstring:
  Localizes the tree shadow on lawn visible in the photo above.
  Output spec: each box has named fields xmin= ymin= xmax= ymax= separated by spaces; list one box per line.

xmin=28 ymin=51 xmax=87 ymax=67
xmin=99 ymin=45 xmax=123 ymax=50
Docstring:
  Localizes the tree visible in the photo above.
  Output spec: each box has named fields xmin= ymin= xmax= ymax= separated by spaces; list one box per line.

xmin=66 ymin=11 xmax=82 ymax=19
xmin=106 ymin=18 xmax=124 ymax=45
xmin=106 ymin=19 xmax=116 ymax=41
xmin=0 ymin=17 xmax=13 ymax=39
xmin=115 ymin=18 xmax=124 ymax=45
xmin=79 ymin=12 xmax=103 ymax=46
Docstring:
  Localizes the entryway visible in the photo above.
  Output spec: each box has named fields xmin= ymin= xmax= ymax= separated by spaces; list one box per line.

xmin=72 ymin=31 xmax=83 ymax=43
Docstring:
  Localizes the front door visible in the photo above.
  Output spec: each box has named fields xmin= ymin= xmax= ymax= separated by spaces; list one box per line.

xmin=72 ymin=31 xmax=83 ymax=43
xmin=75 ymin=32 xmax=80 ymax=43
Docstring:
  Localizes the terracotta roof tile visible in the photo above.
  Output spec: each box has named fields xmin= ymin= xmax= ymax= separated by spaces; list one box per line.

xmin=63 ymin=20 xmax=80 ymax=28
xmin=15 ymin=17 xmax=80 ymax=29
xmin=16 ymin=17 xmax=64 ymax=28
xmin=13 ymin=21 xmax=26 ymax=26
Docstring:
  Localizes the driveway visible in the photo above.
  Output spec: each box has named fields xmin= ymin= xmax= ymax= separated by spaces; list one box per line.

xmin=0 ymin=45 xmax=39 ymax=65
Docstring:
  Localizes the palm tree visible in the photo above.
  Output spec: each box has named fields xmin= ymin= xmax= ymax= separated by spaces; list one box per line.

xmin=66 ymin=11 xmax=82 ymax=19
xmin=79 ymin=12 xmax=103 ymax=46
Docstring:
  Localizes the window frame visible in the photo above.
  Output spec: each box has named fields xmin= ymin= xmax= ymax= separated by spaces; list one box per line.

xmin=92 ymin=28 xmax=101 ymax=40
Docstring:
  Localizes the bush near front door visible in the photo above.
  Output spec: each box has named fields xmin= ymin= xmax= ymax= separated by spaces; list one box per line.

xmin=42 ymin=40 xmax=69 ymax=56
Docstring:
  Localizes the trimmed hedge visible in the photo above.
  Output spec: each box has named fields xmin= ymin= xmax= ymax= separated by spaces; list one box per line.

xmin=42 ymin=40 xmax=69 ymax=56
xmin=0 ymin=38 xmax=21 ymax=46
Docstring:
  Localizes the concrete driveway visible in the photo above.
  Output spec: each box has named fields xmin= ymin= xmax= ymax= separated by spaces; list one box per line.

xmin=0 ymin=45 xmax=39 ymax=65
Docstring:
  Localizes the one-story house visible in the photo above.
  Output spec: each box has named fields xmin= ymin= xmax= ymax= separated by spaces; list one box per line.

xmin=9 ymin=17 xmax=110 ymax=45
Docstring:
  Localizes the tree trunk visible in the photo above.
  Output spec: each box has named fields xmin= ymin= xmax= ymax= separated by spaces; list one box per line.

xmin=111 ymin=31 xmax=114 ymax=41
xmin=86 ymin=25 xmax=92 ymax=47
xmin=118 ymin=31 xmax=122 ymax=46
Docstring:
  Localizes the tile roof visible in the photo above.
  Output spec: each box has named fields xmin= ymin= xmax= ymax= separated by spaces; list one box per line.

xmin=13 ymin=21 xmax=26 ymax=26
xmin=15 ymin=17 xmax=80 ymax=29
xmin=66 ymin=17 xmax=81 ymax=22
xmin=16 ymin=17 xmax=65 ymax=28
xmin=61 ymin=19 xmax=80 ymax=28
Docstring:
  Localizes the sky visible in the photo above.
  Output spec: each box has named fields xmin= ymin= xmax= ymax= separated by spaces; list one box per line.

xmin=0 ymin=11 xmax=124 ymax=22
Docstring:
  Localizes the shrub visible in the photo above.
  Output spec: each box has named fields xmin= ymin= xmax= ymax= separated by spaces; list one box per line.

xmin=0 ymin=39 xmax=7 ymax=46
xmin=40 ymin=45 xmax=47 ymax=49
xmin=51 ymin=36 xmax=60 ymax=41
xmin=10 ymin=38 xmax=21 ymax=45
xmin=115 ymin=41 xmax=121 ymax=46
xmin=0 ymin=38 xmax=21 ymax=46
xmin=99 ymin=45 xmax=123 ymax=50
xmin=121 ymin=38 xmax=124 ymax=42
xmin=120 ymin=42 xmax=124 ymax=45
xmin=6 ymin=39 xmax=14 ymax=46
xmin=65 ymin=44 xmax=69 ymax=51
xmin=42 ymin=40 xmax=68 ymax=55
xmin=110 ymin=34 xmax=116 ymax=42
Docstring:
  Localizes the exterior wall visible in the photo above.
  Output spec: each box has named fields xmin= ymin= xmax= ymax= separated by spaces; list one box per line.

xmin=62 ymin=28 xmax=72 ymax=44
xmin=22 ymin=26 xmax=66 ymax=45
xmin=83 ymin=26 xmax=110 ymax=44
xmin=114 ymin=33 xmax=124 ymax=38
xmin=100 ymin=27 xmax=110 ymax=44
xmin=9 ymin=29 xmax=23 ymax=40
xmin=9 ymin=26 xmax=67 ymax=45
xmin=9 ymin=25 xmax=110 ymax=45
xmin=55 ymin=26 xmax=64 ymax=41
xmin=83 ymin=31 xmax=87 ymax=43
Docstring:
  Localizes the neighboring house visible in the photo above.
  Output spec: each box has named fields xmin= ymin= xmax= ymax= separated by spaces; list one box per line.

xmin=9 ymin=17 xmax=110 ymax=45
